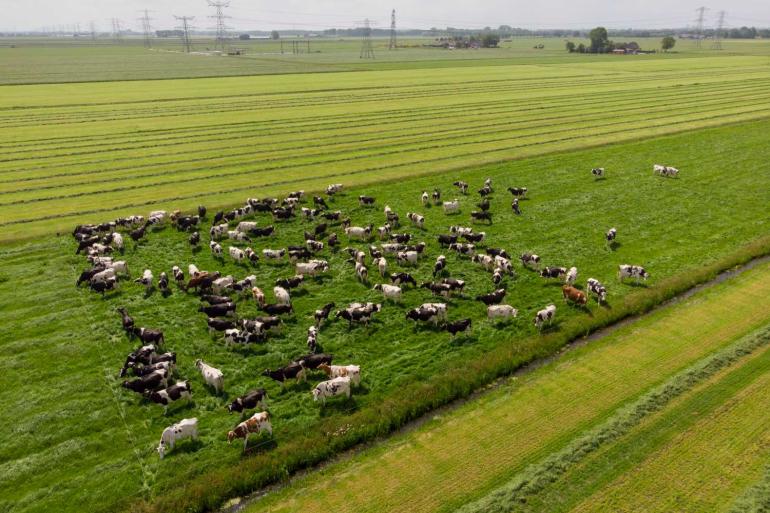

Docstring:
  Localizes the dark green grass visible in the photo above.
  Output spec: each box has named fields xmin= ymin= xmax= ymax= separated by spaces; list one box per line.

xmin=1 ymin=120 xmax=770 ymax=513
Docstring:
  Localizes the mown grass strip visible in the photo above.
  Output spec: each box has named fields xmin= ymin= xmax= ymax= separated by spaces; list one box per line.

xmin=456 ymin=325 xmax=770 ymax=513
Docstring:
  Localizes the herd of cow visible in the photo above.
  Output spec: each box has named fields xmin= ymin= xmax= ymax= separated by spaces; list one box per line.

xmin=71 ymin=165 xmax=673 ymax=459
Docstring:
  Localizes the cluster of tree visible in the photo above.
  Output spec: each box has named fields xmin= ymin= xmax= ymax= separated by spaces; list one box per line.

xmin=565 ymin=27 xmax=617 ymax=53
xmin=429 ymin=33 xmax=500 ymax=48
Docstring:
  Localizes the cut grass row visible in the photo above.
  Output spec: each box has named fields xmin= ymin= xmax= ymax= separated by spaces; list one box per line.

xmin=245 ymin=261 xmax=770 ymax=513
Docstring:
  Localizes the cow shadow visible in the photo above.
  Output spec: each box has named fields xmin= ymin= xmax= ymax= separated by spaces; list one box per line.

xmin=538 ymin=320 xmax=562 ymax=334
xmin=318 ymin=396 xmax=358 ymax=417
xmin=243 ymin=436 xmax=277 ymax=455
xmin=143 ymin=288 xmax=156 ymax=299
xmin=449 ymin=333 xmax=477 ymax=346
xmin=166 ymin=438 xmax=204 ymax=458
xmin=192 ymin=245 xmax=202 ymax=255
xmin=608 ymin=241 xmax=621 ymax=251
xmin=624 ymin=281 xmax=650 ymax=288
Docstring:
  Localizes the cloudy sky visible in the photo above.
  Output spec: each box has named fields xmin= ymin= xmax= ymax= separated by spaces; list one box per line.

xmin=3 ymin=0 xmax=770 ymax=32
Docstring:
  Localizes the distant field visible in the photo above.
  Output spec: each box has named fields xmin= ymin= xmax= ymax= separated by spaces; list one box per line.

xmin=246 ymin=262 xmax=770 ymax=513
xmin=2 ymin=123 xmax=770 ymax=513
xmin=2 ymin=36 xmax=767 ymax=84
xmin=3 ymin=52 xmax=770 ymax=241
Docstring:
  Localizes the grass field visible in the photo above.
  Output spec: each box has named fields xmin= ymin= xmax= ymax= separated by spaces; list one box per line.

xmin=247 ymin=261 xmax=770 ymax=513
xmin=2 ymin=120 xmax=770 ymax=513
xmin=3 ymin=49 xmax=770 ymax=242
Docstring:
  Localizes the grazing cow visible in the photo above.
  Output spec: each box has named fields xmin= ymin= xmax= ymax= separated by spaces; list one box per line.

xmin=472 ymin=254 xmax=496 ymax=271
xmin=208 ymin=317 xmax=236 ymax=333
xmin=421 ymin=191 xmax=429 ymax=206
xmin=306 ymin=326 xmax=318 ymax=352
xmin=381 ymin=243 xmax=406 ymax=254
xmin=540 ymin=266 xmax=567 ymax=280
xmin=262 ymin=248 xmax=286 ymax=261
xmin=390 ymin=272 xmax=417 ymax=286
xmin=212 ymin=275 xmax=234 ymax=295
xmin=406 ymin=303 xmax=447 ymax=325
xmin=224 ymin=328 xmax=246 ymax=347
xmin=242 ymin=247 xmax=258 ymax=264
xmin=312 ymin=377 xmax=351 ymax=404
xmin=591 ymin=167 xmax=605 ymax=178
xmin=122 ymin=368 xmax=168 ymax=394
xmin=344 ymin=225 xmax=372 ymax=241
xmin=227 ymin=230 xmax=251 ymax=243
xmin=345 ymin=247 xmax=366 ymax=264
xmin=210 ymin=241 xmax=223 ymax=259
xmin=306 ymin=239 xmax=324 ymax=253
xmin=276 ymin=275 xmax=304 ymax=290
xmin=477 ymin=198 xmax=490 ymax=212
xmin=251 ymin=287 xmax=266 ymax=308
xmin=359 ymin=195 xmax=376 ymax=206
xmin=606 ymin=228 xmax=617 ymax=244
xmin=476 ymin=289 xmax=506 ymax=305
xmin=195 ymin=359 xmax=224 ymax=393
xmin=314 ymin=302 xmax=336 ymax=327
xmin=296 ymin=260 xmax=329 ymax=277
xmin=262 ymin=363 xmax=305 ymax=386
xmin=478 ymin=185 xmax=492 ymax=197
xmin=534 ymin=304 xmax=557 ymax=330
xmin=565 ymin=266 xmax=578 ymax=285
xmin=355 ymin=262 xmax=368 ymax=282
xmin=445 ymin=318 xmax=472 ymax=337
xmin=373 ymin=283 xmax=402 ymax=301
xmin=433 ymin=255 xmax=447 ymax=276
xmin=618 ymin=264 xmax=649 ymax=282
xmin=133 ymin=360 xmax=175 ymax=377
xmin=158 ymin=272 xmax=170 ymax=294
xmin=273 ymin=286 xmax=291 ymax=306
xmin=172 ymin=266 xmax=185 ymax=288
xmin=212 ymin=211 xmax=225 ymax=224
xmin=228 ymin=411 xmax=273 ymax=451
xmin=390 ymin=233 xmax=411 ymax=244
xmin=199 ymin=302 xmax=236 ymax=317
xmin=133 ymin=327 xmax=165 ymax=345
xmin=448 ymin=242 xmax=475 ymax=257
xmin=130 ymin=225 xmax=147 ymax=242
xmin=442 ymin=278 xmax=465 ymax=292
xmin=318 ymin=364 xmax=361 ymax=386
xmin=203 ymin=294 xmax=232 ymax=305
xmin=157 ymin=418 xmax=198 ymax=459
xmin=262 ymin=303 xmax=293 ymax=316
xmin=507 ymin=187 xmax=528 ymax=198
xmin=144 ymin=381 xmax=192 ymax=414
xmin=443 ymin=199 xmax=460 ymax=214
xmin=563 ymin=285 xmax=587 ymax=305
xmin=587 ymin=278 xmax=608 ymax=304
xmin=396 ymin=251 xmax=419 ymax=266
xmin=111 ymin=232 xmax=124 ymax=252
xmin=227 ymin=389 xmax=268 ymax=414
xmin=437 ymin=234 xmax=458 ymax=247
xmin=294 ymin=353 xmax=333 ymax=371
xmin=335 ymin=306 xmax=378 ymax=328
xmin=91 ymin=267 xmax=116 ymax=284
xmin=487 ymin=304 xmax=518 ymax=320
xmin=463 ymin=231 xmax=486 ymax=244
xmin=471 ymin=211 xmax=492 ymax=224
xmin=272 ymin=208 xmax=294 ymax=221
xmin=453 ymin=180 xmax=469 ymax=194
xmin=117 ymin=307 xmax=134 ymax=333
xmin=326 ymin=183 xmax=343 ymax=195
xmin=494 ymin=255 xmax=514 ymax=275
xmin=90 ymin=276 xmax=117 ymax=295
xmin=520 ymin=253 xmax=541 ymax=269
xmin=313 ymin=196 xmax=328 ymax=209
xmin=492 ymin=267 xmax=504 ymax=285
xmin=377 ymin=224 xmax=392 ymax=240
xmin=76 ymin=266 xmax=104 ymax=287
xmin=322 ymin=210 xmax=342 ymax=221
xmin=229 ymin=246 xmax=246 ymax=263
xmin=407 ymin=212 xmax=425 ymax=229
xmin=432 ymin=189 xmax=441 ymax=205
xmin=372 ymin=256 xmax=388 ymax=276
xmin=249 ymin=226 xmax=275 ymax=238
xmin=383 ymin=205 xmax=400 ymax=226
xmin=654 ymin=164 xmax=679 ymax=177
xmin=134 ymin=269 xmax=153 ymax=293
xmin=421 ymin=281 xmax=453 ymax=297
xmin=511 ymin=198 xmax=521 ymax=215
xmin=210 ymin=223 xmax=229 ymax=241
xmin=198 ymin=205 xmax=207 ymax=218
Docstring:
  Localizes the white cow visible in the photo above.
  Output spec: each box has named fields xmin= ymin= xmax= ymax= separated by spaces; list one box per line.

xmin=534 ymin=304 xmax=556 ymax=330
xmin=229 ymin=246 xmax=246 ymax=263
xmin=212 ymin=275 xmax=234 ymax=295
xmin=312 ymin=376 xmax=352 ymax=404
xmin=157 ymin=418 xmax=198 ymax=459
xmin=236 ymin=221 xmax=258 ymax=233
xmin=91 ymin=267 xmax=116 ymax=284
xmin=373 ymin=256 xmax=388 ymax=276
xmin=210 ymin=241 xmax=223 ymax=258
xmin=345 ymin=226 xmax=372 ymax=241
xmin=396 ymin=250 xmax=419 ymax=266
xmin=373 ymin=283 xmax=402 ymax=301
xmin=273 ymin=286 xmax=291 ymax=306
xmin=108 ymin=260 xmax=129 ymax=276
xmin=296 ymin=260 xmax=329 ymax=277
xmin=195 ymin=359 xmax=224 ymax=393
xmin=443 ymin=199 xmax=460 ymax=214
xmin=565 ymin=266 xmax=578 ymax=285
xmin=487 ymin=304 xmax=518 ymax=320
xmin=111 ymin=232 xmax=124 ymax=251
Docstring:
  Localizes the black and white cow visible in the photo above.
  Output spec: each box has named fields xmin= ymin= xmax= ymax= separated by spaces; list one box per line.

xmin=476 ymin=288 xmax=506 ymax=305
xmin=587 ymin=278 xmax=608 ymax=303
xmin=591 ymin=167 xmax=605 ymax=178
xmin=227 ymin=389 xmax=268 ymax=414
xmin=144 ymin=381 xmax=192 ymax=414
xmin=507 ymin=187 xmax=528 ymax=198
xmin=618 ymin=264 xmax=649 ymax=282
xmin=540 ymin=266 xmax=567 ymax=280
xmin=534 ymin=304 xmax=556 ymax=330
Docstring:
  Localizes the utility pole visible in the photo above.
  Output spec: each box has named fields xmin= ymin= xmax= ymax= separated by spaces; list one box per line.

xmin=139 ymin=10 xmax=153 ymax=49
xmin=208 ymin=0 xmax=231 ymax=51
xmin=694 ymin=7 xmax=707 ymax=48
xmin=360 ymin=18 xmax=375 ymax=59
xmin=174 ymin=15 xmax=195 ymax=53
xmin=388 ymin=9 xmax=397 ymax=50
xmin=712 ymin=11 xmax=726 ymax=50
xmin=89 ymin=21 xmax=97 ymax=40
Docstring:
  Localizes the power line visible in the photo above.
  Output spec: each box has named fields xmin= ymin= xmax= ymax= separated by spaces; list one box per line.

xmin=139 ymin=10 xmax=153 ymax=49
xmin=712 ymin=10 xmax=726 ymax=50
xmin=360 ymin=18 xmax=375 ymax=59
xmin=208 ymin=0 xmax=231 ymax=51
xmin=694 ymin=6 xmax=707 ymax=48
xmin=389 ymin=9 xmax=397 ymax=50
xmin=174 ymin=15 xmax=195 ymax=53
xmin=111 ymin=18 xmax=123 ymax=44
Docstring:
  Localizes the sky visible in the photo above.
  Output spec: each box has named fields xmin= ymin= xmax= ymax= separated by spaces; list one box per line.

xmin=3 ymin=0 xmax=770 ymax=32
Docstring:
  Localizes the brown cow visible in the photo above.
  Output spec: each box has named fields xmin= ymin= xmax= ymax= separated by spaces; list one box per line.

xmin=227 ymin=411 xmax=272 ymax=451
xmin=562 ymin=285 xmax=587 ymax=305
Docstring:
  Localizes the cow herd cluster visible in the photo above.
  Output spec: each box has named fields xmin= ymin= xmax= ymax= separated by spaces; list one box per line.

xmin=70 ymin=165 xmax=673 ymax=459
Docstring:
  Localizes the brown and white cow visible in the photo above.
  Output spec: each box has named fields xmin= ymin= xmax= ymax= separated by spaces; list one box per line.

xmin=227 ymin=411 xmax=272 ymax=450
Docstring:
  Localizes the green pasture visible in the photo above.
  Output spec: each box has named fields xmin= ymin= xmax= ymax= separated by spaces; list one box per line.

xmin=2 ymin=53 xmax=770 ymax=241
xmin=2 ymin=121 xmax=770 ymax=513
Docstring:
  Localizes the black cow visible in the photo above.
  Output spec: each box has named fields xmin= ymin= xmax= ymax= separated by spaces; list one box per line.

xmin=507 ymin=187 xmax=528 ymax=198
xmin=208 ymin=317 xmax=235 ymax=332
xmin=261 ymin=304 xmax=293 ymax=316
xmin=276 ymin=275 xmax=304 ymax=289
xmin=249 ymin=226 xmax=275 ymax=238
xmin=90 ymin=277 xmax=117 ymax=295
xmin=445 ymin=318 xmax=472 ymax=337
xmin=293 ymin=353 xmax=333 ymax=370
xmin=202 ymin=294 xmax=232 ymax=304
xmin=477 ymin=198 xmax=490 ymax=211
xmin=189 ymin=231 xmax=200 ymax=246
xmin=133 ymin=327 xmax=165 ymax=345
xmin=117 ymin=307 xmax=134 ymax=333
xmin=463 ymin=232 xmax=486 ymax=243
xmin=314 ymin=303 xmax=336 ymax=327
xmin=314 ymin=223 xmax=328 ymax=237
xmin=476 ymin=288 xmax=506 ymax=305
xmin=390 ymin=233 xmax=411 ymax=244
xmin=272 ymin=208 xmax=293 ymax=221
xmin=227 ymin=388 xmax=268 ymax=413
xmin=437 ymin=234 xmax=458 ymax=247
xmin=511 ymin=199 xmax=521 ymax=215
xmin=262 ymin=363 xmax=305 ymax=385
xmin=313 ymin=196 xmax=329 ymax=209
xmin=486 ymin=248 xmax=510 ymax=259
xmin=358 ymin=195 xmax=375 ymax=206
xmin=213 ymin=211 xmax=225 ymax=224
xmin=390 ymin=272 xmax=417 ymax=287
xmin=471 ymin=211 xmax=492 ymax=224
xmin=540 ymin=267 xmax=567 ymax=279
xmin=199 ymin=302 xmax=236 ymax=317
xmin=76 ymin=266 xmax=105 ymax=287
xmin=198 ymin=205 xmax=207 ymax=218
xmin=75 ymin=236 xmax=99 ymax=254
xmin=122 ymin=369 xmax=167 ymax=393
xmin=129 ymin=225 xmax=147 ymax=242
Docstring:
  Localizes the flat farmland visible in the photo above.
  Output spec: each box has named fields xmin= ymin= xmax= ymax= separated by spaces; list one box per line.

xmin=3 ymin=54 xmax=770 ymax=241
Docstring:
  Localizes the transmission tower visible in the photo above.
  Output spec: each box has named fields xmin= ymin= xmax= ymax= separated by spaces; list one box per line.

xmin=174 ymin=15 xmax=195 ymax=53
xmin=111 ymin=18 xmax=123 ymax=43
xmin=139 ymin=10 xmax=153 ymax=48
xmin=388 ymin=9 xmax=397 ymax=50
xmin=208 ymin=0 xmax=231 ymax=51
xmin=360 ymin=19 xmax=375 ymax=59
xmin=694 ymin=7 xmax=707 ymax=48
xmin=89 ymin=21 xmax=97 ymax=40
xmin=712 ymin=11 xmax=726 ymax=50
